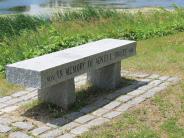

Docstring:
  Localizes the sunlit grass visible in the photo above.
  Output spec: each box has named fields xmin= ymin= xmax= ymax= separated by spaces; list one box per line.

xmin=0 ymin=74 xmax=22 ymax=97
xmin=81 ymin=32 xmax=184 ymax=138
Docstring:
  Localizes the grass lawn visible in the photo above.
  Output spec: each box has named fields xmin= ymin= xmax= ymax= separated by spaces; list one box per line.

xmin=80 ymin=32 xmax=184 ymax=138
xmin=0 ymin=75 xmax=22 ymax=97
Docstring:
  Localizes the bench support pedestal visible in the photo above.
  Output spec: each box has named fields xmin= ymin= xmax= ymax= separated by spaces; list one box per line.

xmin=87 ymin=61 xmax=121 ymax=89
xmin=38 ymin=78 xmax=75 ymax=110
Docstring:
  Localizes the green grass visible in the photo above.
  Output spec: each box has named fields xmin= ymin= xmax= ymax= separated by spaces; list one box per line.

xmin=1 ymin=6 xmax=184 ymax=75
xmin=0 ymin=7 xmax=184 ymax=137
xmin=80 ymin=32 xmax=184 ymax=138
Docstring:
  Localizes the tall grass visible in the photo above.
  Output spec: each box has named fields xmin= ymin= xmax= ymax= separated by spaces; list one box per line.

xmin=1 ymin=6 xmax=184 ymax=75
xmin=0 ymin=14 xmax=48 ymax=40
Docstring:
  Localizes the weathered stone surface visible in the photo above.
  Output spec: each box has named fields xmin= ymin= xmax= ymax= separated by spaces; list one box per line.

xmin=0 ymin=124 xmax=11 ymax=133
xmin=92 ymin=108 xmax=109 ymax=116
xmin=58 ymin=133 xmax=76 ymax=138
xmin=38 ymin=78 xmax=75 ymax=109
xmin=148 ymin=74 xmax=160 ymax=79
xmin=167 ymin=77 xmax=180 ymax=84
xmin=138 ymin=84 xmax=155 ymax=91
xmin=0 ymin=117 xmax=13 ymax=125
xmin=9 ymin=132 xmax=32 ymax=138
xmin=19 ymin=92 xmax=37 ymax=101
xmin=115 ymin=103 xmax=132 ymax=112
xmin=70 ymin=125 xmax=88 ymax=135
xmin=0 ymin=96 xmax=12 ymax=103
xmin=103 ymin=111 xmax=121 ymax=119
xmin=142 ymin=91 xmax=155 ymax=99
xmin=5 ymin=98 xmax=22 ymax=105
xmin=127 ymin=89 xmax=146 ymax=96
xmin=128 ymin=96 xmax=146 ymax=106
xmin=149 ymin=80 xmax=162 ymax=86
xmin=103 ymin=101 xmax=121 ymax=110
xmin=12 ymin=122 xmax=34 ymax=131
xmin=1 ymin=106 xmax=19 ymax=113
xmin=61 ymin=122 xmax=80 ymax=131
xmin=7 ymin=39 xmax=136 ymax=89
xmin=0 ymin=103 xmax=6 ymax=109
xmin=85 ymin=117 xmax=109 ymax=128
xmin=11 ymin=91 xmax=28 ymax=98
xmin=115 ymin=95 xmax=133 ymax=102
xmin=87 ymin=62 xmax=121 ymax=89
xmin=159 ymin=76 xmax=170 ymax=81
xmin=74 ymin=114 xmax=95 ymax=124
xmin=25 ymin=87 xmax=37 ymax=92
xmin=31 ymin=126 xmax=51 ymax=136
xmin=40 ymin=129 xmax=64 ymax=138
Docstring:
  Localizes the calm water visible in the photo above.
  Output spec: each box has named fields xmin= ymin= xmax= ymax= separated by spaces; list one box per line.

xmin=0 ymin=0 xmax=184 ymax=15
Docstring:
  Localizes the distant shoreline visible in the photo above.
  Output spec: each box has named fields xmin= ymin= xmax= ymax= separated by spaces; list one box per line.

xmin=0 ymin=7 xmax=173 ymax=17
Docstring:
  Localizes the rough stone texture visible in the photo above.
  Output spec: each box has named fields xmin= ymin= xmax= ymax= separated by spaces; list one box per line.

xmin=168 ymin=77 xmax=180 ymax=84
xmin=0 ymin=124 xmax=11 ymax=133
xmin=85 ymin=118 xmax=109 ymax=128
xmin=31 ymin=126 xmax=51 ymax=136
xmin=0 ymin=117 xmax=13 ymax=125
xmin=6 ymin=39 xmax=136 ymax=89
xmin=138 ymin=84 xmax=155 ymax=91
xmin=19 ymin=92 xmax=37 ymax=101
xmin=11 ymin=91 xmax=28 ymax=98
xmin=38 ymin=78 xmax=76 ymax=110
xmin=148 ymin=74 xmax=160 ymax=79
xmin=61 ymin=122 xmax=80 ymax=131
xmin=0 ymin=96 xmax=12 ymax=103
xmin=159 ymin=76 xmax=170 ymax=81
xmin=103 ymin=111 xmax=121 ymax=119
xmin=9 ymin=131 xmax=32 ymax=138
xmin=58 ymin=133 xmax=76 ymax=138
xmin=92 ymin=108 xmax=109 ymax=116
xmin=1 ymin=106 xmax=19 ymax=113
xmin=115 ymin=103 xmax=132 ymax=112
xmin=87 ymin=62 xmax=121 ymax=89
xmin=0 ymin=103 xmax=6 ymax=109
xmin=103 ymin=101 xmax=121 ymax=110
xmin=115 ymin=95 xmax=133 ymax=102
xmin=39 ymin=129 xmax=64 ymax=138
xmin=127 ymin=89 xmax=146 ymax=96
xmin=5 ymin=98 xmax=22 ymax=106
xmin=149 ymin=80 xmax=162 ymax=86
xmin=74 ymin=114 xmax=95 ymax=124
xmin=70 ymin=125 xmax=89 ymax=135
xmin=12 ymin=122 xmax=34 ymax=131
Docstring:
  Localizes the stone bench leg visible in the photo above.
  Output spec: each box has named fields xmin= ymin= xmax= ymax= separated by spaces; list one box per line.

xmin=38 ymin=78 xmax=75 ymax=110
xmin=87 ymin=61 xmax=121 ymax=89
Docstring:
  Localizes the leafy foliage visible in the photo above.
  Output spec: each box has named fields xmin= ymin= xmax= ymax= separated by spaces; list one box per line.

xmin=1 ymin=6 xmax=184 ymax=74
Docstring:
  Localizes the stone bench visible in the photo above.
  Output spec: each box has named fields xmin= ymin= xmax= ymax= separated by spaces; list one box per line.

xmin=6 ymin=39 xmax=136 ymax=109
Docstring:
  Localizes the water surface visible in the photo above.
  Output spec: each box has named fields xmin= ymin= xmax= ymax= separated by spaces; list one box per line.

xmin=0 ymin=0 xmax=184 ymax=15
